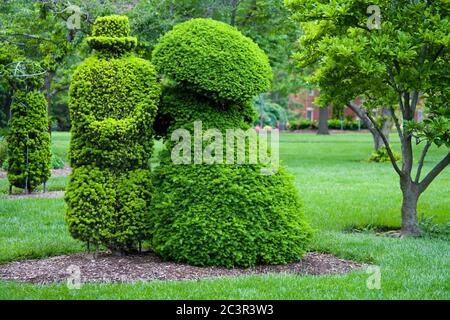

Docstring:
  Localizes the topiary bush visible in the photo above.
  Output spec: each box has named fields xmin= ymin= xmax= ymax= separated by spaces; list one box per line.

xmin=65 ymin=15 xmax=160 ymax=253
xmin=6 ymin=63 xmax=51 ymax=192
xmin=152 ymin=18 xmax=272 ymax=103
xmin=150 ymin=18 xmax=312 ymax=267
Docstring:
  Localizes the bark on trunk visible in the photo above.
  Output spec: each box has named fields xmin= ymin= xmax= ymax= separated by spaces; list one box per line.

xmin=400 ymin=178 xmax=421 ymax=236
xmin=43 ymin=72 xmax=54 ymax=135
xmin=347 ymin=103 xmax=391 ymax=151
xmin=230 ymin=0 xmax=239 ymax=26
xmin=371 ymin=130 xmax=384 ymax=151
xmin=317 ymin=107 xmax=329 ymax=135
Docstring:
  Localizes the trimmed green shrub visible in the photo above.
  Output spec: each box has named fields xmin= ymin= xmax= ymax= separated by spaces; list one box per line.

xmin=0 ymin=137 xmax=7 ymax=167
xmin=65 ymin=15 xmax=160 ymax=253
xmin=369 ymin=145 xmax=401 ymax=163
xmin=65 ymin=166 xmax=153 ymax=252
xmin=150 ymin=18 xmax=312 ymax=267
xmin=328 ymin=118 xmax=360 ymax=130
xmin=151 ymin=152 xmax=312 ymax=267
xmin=152 ymin=18 xmax=272 ymax=103
xmin=7 ymin=88 xmax=51 ymax=191
xmin=288 ymin=118 xmax=314 ymax=130
xmin=154 ymin=87 xmax=256 ymax=139
xmin=327 ymin=118 xmax=342 ymax=130
xmin=51 ymin=154 xmax=64 ymax=169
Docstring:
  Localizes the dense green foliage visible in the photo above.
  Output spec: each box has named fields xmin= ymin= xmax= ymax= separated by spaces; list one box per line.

xmin=287 ymin=0 xmax=450 ymax=235
xmin=68 ymin=55 xmax=159 ymax=170
xmin=154 ymin=88 xmax=256 ymax=139
xmin=151 ymin=158 xmax=312 ymax=267
xmin=6 ymin=65 xmax=51 ymax=192
xmin=65 ymin=15 xmax=160 ymax=253
xmin=51 ymin=154 xmax=64 ymax=169
xmin=66 ymin=166 xmax=153 ymax=250
xmin=150 ymin=18 xmax=311 ymax=267
xmin=288 ymin=118 xmax=317 ymax=130
xmin=152 ymin=18 xmax=272 ymax=103
xmin=369 ymin=146 xmax=401 ymax=163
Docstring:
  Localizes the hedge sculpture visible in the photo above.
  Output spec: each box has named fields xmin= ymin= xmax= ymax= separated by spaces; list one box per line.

xmin=150 ymin=19 xmax=312 ymax=267
xmin=65 ymin=15 xmax=160 ymax=253
xmin=6 ymin=62 xmax=51 ymax=193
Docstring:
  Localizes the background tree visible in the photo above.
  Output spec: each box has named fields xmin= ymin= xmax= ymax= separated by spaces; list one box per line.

xmin=287 ymin=0 xmax=450 ymax=235
xmin=0 ymin=0 xmax=130 ymax=131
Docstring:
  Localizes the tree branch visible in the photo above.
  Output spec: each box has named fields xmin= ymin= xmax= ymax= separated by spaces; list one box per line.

xmin=347 ymin=102 xmax=373 ymax=129
xmin=366 ymin=111 xmax=404 ymax=177
xmin=419 ymin=151 xmax=450 ymax=193
xmin=415 ymin=141 xmax=432 ymax=183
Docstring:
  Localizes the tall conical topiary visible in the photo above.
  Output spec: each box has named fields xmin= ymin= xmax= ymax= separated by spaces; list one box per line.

xmin=6 ymin=62 xmax=51 ymax=193
xmin=65 ymin=15 xmax=160 ymax=253
xmin=150 ymin=19 xmax=312 ymax=267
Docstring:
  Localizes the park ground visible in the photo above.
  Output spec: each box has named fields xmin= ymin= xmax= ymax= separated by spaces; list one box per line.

xmin=0 ymin=132 xmax=448 ymax=299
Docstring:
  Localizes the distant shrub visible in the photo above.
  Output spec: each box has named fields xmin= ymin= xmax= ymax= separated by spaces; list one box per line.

xmin=328 ymin=118 xmax=360 ymax=130
xmin=369 ymin=145 xmax=401 ymax=163
xmin=51 ymin=154 xmax=64 ymax=169
xmin=344 ymin=119 xmax=359 ymax=130
xmin=327 ymin=119 xmax=342 ymax=130
xmin=419 ymin=214 xmax=450 ymax=240
xmin=288 ymin=118 xmax=314 ymax=130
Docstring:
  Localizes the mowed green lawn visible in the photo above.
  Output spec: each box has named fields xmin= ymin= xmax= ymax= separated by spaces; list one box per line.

xmin=0 ymin=131 xmax=448 ymax=299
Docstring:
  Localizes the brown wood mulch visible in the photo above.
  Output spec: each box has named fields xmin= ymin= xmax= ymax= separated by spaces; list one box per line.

xmin=0 ymin=166 xmax=71 ymax=180
xmin=0 ymin=252 xmax=364 ymax=285
xmin=6 ymin=191 xmax=65 ymax=199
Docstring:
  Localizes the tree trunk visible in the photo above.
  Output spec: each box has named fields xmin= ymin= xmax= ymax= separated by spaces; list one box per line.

xmin=230 ymin=0 xmax=239 ymax=26
xmin=347 ymin=102 xmax=388 ymax=150
xmin=371 ymin=130 xmax=384 ymax=151
xmin=400 ymin=178 xmax=421 ymax=236
xmin=317 ymin=107 xmax=329 ymax=135
xmin=43 ymin=72 xmax=55 ymax=135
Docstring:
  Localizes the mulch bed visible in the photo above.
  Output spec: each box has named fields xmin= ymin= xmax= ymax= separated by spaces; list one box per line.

xmin=6 ymin=191 xmax=64 ymax=199
xmin=0 ymin=166 xmax=71 ymax=180
xmin=0 ymin=252 xmax=364 ymax=285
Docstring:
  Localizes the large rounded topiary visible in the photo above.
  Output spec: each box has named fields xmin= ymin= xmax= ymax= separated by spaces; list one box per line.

xmin=6 ymin=62 xmax=51 ymax=192
xmin=65 ymin=15 xmax=160 ymax=253
xmin=152 ymin=18 xmax=272 ymax=103
xmin=150 ymin=19 xmax=312 ymax=267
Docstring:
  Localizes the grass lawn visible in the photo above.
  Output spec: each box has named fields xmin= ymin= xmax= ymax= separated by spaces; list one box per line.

xmin=0 ymin=131 xmax=448 ymax=299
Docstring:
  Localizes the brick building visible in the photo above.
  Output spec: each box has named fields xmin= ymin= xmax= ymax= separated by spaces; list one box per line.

xmin=288 ymin=89 xmax=423 ymax=122
xmin=288 ymin=89 xmax=359 ymax=121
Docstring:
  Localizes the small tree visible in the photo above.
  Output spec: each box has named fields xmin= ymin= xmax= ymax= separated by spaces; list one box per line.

xmin=287 ymin=0 xmax=450 ymax=235
xmin=5 ymin=61 xmax=51 ymax=193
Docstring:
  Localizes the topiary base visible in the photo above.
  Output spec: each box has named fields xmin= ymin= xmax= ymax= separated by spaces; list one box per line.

xmin=150 ymin=161 xmax=313 ymax=267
